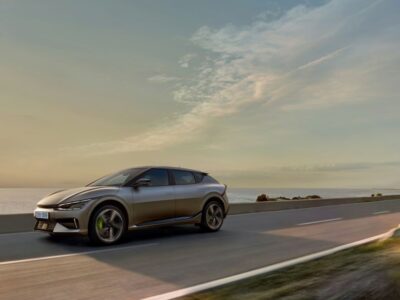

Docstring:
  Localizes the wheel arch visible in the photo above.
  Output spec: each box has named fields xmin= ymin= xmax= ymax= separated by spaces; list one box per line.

xmin=88 ymin=198 xmax=130 ymax=230
xmin=202 ymin=194 xmax=227 ymax=216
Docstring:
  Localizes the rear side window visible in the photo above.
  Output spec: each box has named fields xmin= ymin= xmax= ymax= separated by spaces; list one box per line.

xmin=202 ymin=175 xmax=219 ymax=184
xmin=140 ymin=169 xmax=169 ymax=186
xmin=172 ymin=170 xmax=195 ymax=185
xmin=193 ymin=172 xmax=205 ymax=183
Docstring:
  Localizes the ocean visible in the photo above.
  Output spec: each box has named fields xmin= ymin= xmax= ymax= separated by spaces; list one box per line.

xmin=0 ymin=187 xmax=399 ymax=215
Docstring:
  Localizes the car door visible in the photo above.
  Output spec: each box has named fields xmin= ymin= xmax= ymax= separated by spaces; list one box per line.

xmin=131 ymin=168 xmax=175 ymax=225
xmin=172 ymin=170 xmax=204 ymax=218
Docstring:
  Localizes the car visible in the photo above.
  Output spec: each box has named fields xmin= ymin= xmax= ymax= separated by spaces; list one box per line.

xmin=34 ymin=166 xmax=229 ymax=245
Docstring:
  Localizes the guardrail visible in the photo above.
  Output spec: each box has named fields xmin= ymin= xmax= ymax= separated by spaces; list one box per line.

xmin=1 ymin=195 xmax=399 ymax=234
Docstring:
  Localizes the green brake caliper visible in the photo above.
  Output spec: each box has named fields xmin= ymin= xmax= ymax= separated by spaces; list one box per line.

xmin=96 ymin=217 xmax=104 ymax=230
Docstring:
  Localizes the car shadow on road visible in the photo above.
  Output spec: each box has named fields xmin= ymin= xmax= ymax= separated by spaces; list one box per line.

xmin=42 ymin=224 xmax=206 ymax=246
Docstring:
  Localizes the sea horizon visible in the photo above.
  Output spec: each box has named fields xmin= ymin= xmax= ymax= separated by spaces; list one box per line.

xmin=1 ymin=187 xmax=400 ymax=215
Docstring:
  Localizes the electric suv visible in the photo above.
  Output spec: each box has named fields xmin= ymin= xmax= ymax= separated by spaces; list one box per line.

xmin=34 ymin=166 xmax=229 ymax=245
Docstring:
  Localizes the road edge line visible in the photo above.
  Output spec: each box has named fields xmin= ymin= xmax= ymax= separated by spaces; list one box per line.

xmin=143 ymin=226 xmax=399 ymax=300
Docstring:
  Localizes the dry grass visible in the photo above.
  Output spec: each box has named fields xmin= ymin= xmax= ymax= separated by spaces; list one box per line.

xmin=181 ymin=238 xmax=400 ymax=300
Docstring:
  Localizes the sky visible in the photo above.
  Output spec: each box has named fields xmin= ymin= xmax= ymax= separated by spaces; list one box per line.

xmin=0 ymin=0 xmax=400 ymax=188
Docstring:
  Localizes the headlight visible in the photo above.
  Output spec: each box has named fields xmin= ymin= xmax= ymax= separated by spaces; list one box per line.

xmin=55 ymin=199 xmax=92 ymax=211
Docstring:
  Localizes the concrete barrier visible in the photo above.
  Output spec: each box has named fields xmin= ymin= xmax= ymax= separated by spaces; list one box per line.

xmin=0 ymin=213 xmax=35 ymax=234
xmin=0 ymin=195 xmax=399 ymax=234
xmin=228 ymin=195 xmax=400 ymax=214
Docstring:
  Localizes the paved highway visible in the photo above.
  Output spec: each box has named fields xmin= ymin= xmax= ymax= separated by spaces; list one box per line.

xmin=1 ymin=199 xmax=400 ymax=299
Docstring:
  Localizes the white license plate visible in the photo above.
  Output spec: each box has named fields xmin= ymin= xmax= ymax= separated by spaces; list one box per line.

xmin=35 ymin=211 xmax=49 ymax=220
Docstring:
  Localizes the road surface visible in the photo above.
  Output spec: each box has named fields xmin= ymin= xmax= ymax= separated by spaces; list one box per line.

xmin=1 ymin=199 xmax=400 ymax=299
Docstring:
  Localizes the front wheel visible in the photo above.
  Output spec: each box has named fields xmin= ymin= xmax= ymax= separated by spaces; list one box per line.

xmin=200 ymin=201 xmax=225 ymax=232
xmin=88 ymin=205 xmax=126 ymax=245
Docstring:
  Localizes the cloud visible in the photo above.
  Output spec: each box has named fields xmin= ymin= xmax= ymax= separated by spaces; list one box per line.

xmin=74 ymin=0 xmax=400 ymax=155
xmin=211 ymin=160 xmax=400 ymax=184
xmin=147 ymin=74 xmax=179 ymax=83
xmin=281 ymin=161 xmax=400 ymax=172
xmin=178 ymin=53 xmax=197 ymax=68
xmin=211 ymin=160 xmax=400 ymax=188
xmin=295 ymin=46 xmax=349 ymax=71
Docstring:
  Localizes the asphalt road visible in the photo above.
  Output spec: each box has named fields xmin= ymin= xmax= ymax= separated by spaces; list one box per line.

xmin=1 ymin=199 xmax=400 ymax=300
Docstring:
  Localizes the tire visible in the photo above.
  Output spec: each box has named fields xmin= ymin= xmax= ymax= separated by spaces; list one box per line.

xmin=88 ymin=205 xmax=126 ymax=245
xmin=200 ymin=200 xmax=225 ymax=232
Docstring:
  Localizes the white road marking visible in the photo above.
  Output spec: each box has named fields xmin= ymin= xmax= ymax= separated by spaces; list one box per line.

xmin=0 ymin=242 xmax=158 ymax=266
xmin=297 ymin=218 xmax=342 ymax=226
xmin=143 ymin=227 xmax=399 ymax=300
xmin=373 ymin=210 xmax=390 ymax=215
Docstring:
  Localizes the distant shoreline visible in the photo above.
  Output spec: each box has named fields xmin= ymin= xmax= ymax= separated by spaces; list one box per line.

xmin=1 ymin=194 xmax=400 ymax=234
xmin=0 ymin=187 xmax=400 ymax=215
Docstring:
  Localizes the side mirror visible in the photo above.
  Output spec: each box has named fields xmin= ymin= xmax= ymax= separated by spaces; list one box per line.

xmin=133 ymin=178 xmax=151 ymax=188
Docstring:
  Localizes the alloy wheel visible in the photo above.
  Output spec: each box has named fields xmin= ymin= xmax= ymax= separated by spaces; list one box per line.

xmin=95 ymin=208 xmax=124 ymax=243
xmin=206 ymin=203 xmax=224 ymax=230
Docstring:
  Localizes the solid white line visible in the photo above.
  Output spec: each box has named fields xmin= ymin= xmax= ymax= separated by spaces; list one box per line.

xmin=373 ymin=210 xmax=390 ymax=215
xmin=297 ymin=218 xmax=342 ymax=226
xmin=0 ymin=242 xmax=158 ymax=266
xmin=142 ymin=227 xmax=398 ymax=300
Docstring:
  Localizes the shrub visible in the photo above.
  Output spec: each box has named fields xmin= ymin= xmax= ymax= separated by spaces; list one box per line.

xmin=256 ymin=194 xmax=269 ymax=202
xmin=305 ymin=195 xmax=322 ymax=199
xmin=371 ymin=193 xmax=383 ymax=197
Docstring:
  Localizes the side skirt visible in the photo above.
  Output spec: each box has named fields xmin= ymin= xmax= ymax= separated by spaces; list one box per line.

xmin=128 ymin=212 xmax=202 ymax=230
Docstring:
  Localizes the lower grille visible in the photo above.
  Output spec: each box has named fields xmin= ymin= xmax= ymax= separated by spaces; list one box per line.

xmin=35 ymin=220 xmax=55 ymax=232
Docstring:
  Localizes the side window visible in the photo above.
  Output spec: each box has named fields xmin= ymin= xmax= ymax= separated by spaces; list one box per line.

xmin=172 ymin=170 xmax=196 ymax=185
xmin=193 ymin=172 xmax=205 ymax=183
xmin=140 ymin=169 xmax=169 ymax=186
xmin=202 ymin=175 xmax=219 ymax=184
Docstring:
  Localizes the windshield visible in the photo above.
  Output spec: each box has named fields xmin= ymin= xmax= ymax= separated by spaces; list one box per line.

xmin=88 ymin=168 xmax=145 ymax=187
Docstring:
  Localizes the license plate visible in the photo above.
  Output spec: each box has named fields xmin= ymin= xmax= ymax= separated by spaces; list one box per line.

xmin=35 ymin=211 xmax=49 ymax=220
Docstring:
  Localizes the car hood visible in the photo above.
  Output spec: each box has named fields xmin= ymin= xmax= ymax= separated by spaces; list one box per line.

xmin=37 ymin=186 xmax=120 ymax=207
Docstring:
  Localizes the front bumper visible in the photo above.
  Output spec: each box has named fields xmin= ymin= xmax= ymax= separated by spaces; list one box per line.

xmin=33 ymin=205 xmax=93 ymax=235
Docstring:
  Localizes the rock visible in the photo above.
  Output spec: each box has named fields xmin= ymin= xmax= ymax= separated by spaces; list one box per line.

xmin=371 ymin=193 xmax=383 ymax=197
xmin=291 ymin=195 xmax=321 ymax=200
xmin=256 ymin=194 xmax=269 ymax=202
xmin=305 ymin=195 xmax=322 ymax=199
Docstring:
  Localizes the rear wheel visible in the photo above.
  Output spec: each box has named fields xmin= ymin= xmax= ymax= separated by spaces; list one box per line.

xmin=89 ymin=205 xmax=126 ymax=245
xmin=200 ymin=200 xmax=224 ymax=232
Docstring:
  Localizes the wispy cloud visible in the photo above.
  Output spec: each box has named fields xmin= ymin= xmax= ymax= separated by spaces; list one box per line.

xmin=295 ymin=46 xmax=350 ymax=71
xmin=211 ymin=160 xmax=400 ymax=188
xmin=73 ymin=0 xmax=400 ymax=155
xmin=178 ymin=53 xmax=197 ymax=68
xmin=147 ymin=74 xmax=179 ymax=83
xmin=281 ymin=161 xmax=400 ymax=172
xmin=212 ymin=161 xmax=400 ymax=184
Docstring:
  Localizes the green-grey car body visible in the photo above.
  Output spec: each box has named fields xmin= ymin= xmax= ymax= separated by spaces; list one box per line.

xmin=34 ymin=166 xmax=229 ymax=244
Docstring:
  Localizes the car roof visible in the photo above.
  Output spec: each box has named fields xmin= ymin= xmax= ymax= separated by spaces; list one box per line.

xmin=128 ymin=166 xmax=207 ymax=174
